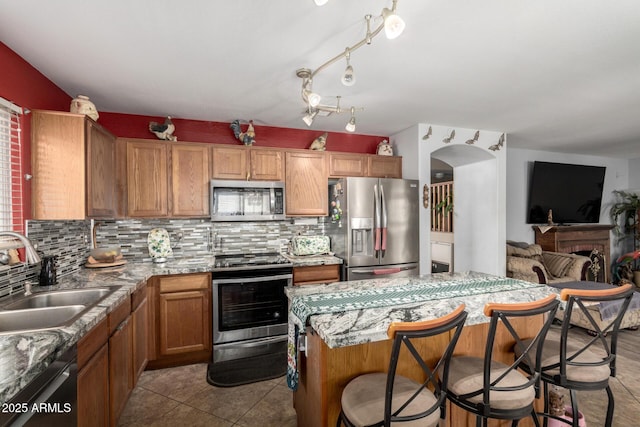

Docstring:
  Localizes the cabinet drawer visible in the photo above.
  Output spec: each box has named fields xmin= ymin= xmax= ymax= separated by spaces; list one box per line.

xmin=293 ymin=264 xmax=341 ymax=286
xmin=77 ymin=316 xmax=109 ymax=369
xmin=131 ymin=283 xmax=147 ymax=310
xmin=159 ymin=273 xmax=210 ymax=293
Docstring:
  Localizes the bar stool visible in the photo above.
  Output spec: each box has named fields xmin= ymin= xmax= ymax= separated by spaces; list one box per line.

xmin=336 ymin=304 xmax=468 ymax=427
xmin=516 ymin=284 xmax=634 ymax=427
xmin=444 ymin=294 xmax=560 ymax=427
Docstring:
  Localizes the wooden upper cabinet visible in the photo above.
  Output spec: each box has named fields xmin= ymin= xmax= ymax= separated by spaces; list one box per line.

xmin=211 ymin=145 xmax=284 ymax=181
xmin=170 ymin=144 xmax=210 ymax=216
xmin=285 ymin=151 xmax=328 ymax=216
xmin=328 ymin=153 xmax=367 ymax=177
xmin=126 ymin=140 xmax=169 ymax=217
xmin=367 ymin=156 xmax=402 ymax=178
xmin=250 ymin=147 xmax=284 ymax=181
xmin=211 ymin=145 xmax=248 ymax=180
xmin=86 ymin=120 xmax=116 ymax=217
xmin=31 ymin=110 xmax=116 ymax=219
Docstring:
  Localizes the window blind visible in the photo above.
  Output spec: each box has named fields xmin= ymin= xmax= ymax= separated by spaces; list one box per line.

xmin=0 ymin=98 xmax=24 ymax=233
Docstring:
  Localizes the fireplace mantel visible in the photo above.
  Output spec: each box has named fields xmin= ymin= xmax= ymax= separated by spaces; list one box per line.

xmin=533 ymin=224 xmax=613 ymax=282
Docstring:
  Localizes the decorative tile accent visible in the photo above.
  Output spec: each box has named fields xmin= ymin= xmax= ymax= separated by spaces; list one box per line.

xmin=0 ymin=218 xmax=328 ymax=297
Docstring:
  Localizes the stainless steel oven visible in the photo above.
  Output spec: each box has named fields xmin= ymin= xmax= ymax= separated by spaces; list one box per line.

xmin=207 ymin=253 xmax=292 ymax=386
xmin=207 ymin=254 xmax=293 ymax=386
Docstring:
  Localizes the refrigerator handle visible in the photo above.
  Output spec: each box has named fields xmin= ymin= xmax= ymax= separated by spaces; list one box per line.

xmin=374 ymin=184 xmax=381 ymax=254
xmin=380 ymin=184 xmax=388 ymax=253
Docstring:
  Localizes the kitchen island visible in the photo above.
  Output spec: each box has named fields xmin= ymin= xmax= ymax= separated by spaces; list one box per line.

xmin=286 ymin=272 xmax=555 ymax=427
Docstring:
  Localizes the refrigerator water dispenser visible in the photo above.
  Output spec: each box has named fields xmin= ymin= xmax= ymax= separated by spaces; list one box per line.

xmin=351 ymin=217 xmax=373 ymax=256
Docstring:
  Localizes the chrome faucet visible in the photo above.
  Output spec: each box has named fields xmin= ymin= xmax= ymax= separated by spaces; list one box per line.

xmin=0 ymin=231 xmax=41 ymax=265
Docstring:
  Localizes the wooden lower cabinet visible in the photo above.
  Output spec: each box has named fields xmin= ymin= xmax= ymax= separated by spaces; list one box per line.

xmin=293 ymin=264 xmax=341 ymax=286
xmin=131 ymin=296 xmax=148 ymax=385
xmin=147 ymin=273 xmax=212 ymax=368
xmin=77 ymin=318 xmax=110 ymax=427
xmin=109 ymin=315 xmax=132 ymax=426
xmin=77 ymin=285 xmax=148 ymax=427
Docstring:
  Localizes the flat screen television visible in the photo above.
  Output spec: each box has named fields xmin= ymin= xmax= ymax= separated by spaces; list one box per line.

xmin=526 ymin=161 xmax=606 ymax=224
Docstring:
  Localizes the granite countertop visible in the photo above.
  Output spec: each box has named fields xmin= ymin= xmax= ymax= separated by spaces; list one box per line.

xmin=0 ymin=253 xmax=337 ymax=405
xmin=286 ymin=271 xmax=556 ymax=349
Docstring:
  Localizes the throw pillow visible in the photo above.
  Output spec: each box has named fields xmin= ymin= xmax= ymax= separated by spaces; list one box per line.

xmin=542 ymin=253 xmax=573 ymax=278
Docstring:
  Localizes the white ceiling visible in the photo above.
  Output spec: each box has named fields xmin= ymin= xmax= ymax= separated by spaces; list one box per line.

xmin=1 ymin=0 xmax=639 ymax=158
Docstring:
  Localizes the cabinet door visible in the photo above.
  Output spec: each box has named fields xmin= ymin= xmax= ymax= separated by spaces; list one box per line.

xmin=250 ymin=148 xmax=284 ymax=181
xmin=86 ymin=120 xmax=116 ymax=217
xmin=367 ymin=156 xmax=402 ymax=178
xmin=109 ymin=317 xmax=132 ymax=426
xmin=171 ymin=144 xmax=210 ymax=216
xmin=31 ymin=110 xmax=86 ymax=219
xmin=328 ymin=153 xmax=367 ymax=177
xmin=77 ymin=344 xmax=109 ymax=427
xmin=211 ymin=145 xmax=248 ymax=180
xmin=126 ymin=141 xmax=168 ymax=217
xmin=159 ymin=289 xmax=211 ymax=356
xmin=285 ymin=151 xmax=328 ymax=216
xmin=131 ymin=296 xmax=148 ymax=387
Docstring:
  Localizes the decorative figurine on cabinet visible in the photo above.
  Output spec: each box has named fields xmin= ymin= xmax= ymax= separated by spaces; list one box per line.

xmin=149 ymin=116 xmax=177 ymax=141
xmin=376 ymin=139 xmax=393 ymax=156
xmin=230 ymin=119 xmax=256 ymax=146
xmin=309 ymin=132 xmax=327 ymax=151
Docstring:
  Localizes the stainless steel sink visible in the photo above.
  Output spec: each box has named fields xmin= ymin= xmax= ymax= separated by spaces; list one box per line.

xmin=0 ymin=305 xmax=87 ymax=334
xmin=3 ymin=287 xmax=116 ymax=310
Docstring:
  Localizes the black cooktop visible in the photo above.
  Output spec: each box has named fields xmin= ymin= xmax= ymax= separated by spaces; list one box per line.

xmin=212 ymin=252 xmax=292 ymax=269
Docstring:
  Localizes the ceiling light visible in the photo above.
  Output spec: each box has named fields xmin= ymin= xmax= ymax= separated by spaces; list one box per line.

xmin=382 ymin=0 xmax=405 ymax=39
xmin=302 ymin=110 xmax=318 ymax=126
xmin=314 ymin=0 xmax=329 ymax=5
xmin=307 ymin=92 xmax=321 ymax=107
xmin=341 ymin=48 xmax=356 ymax=87
xmin=345 ymin=108 xmax=356 ymax=132
xmin=296 ymin=1 xmax=404 ymax=128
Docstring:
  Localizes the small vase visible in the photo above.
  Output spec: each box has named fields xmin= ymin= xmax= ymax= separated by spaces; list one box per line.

xmin=70 ymin=95 xmax=99 ymax=121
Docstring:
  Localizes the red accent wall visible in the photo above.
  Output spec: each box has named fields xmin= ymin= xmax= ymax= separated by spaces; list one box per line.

xmin=99 ymin=113 xmax=384 ymax=154
xmin=0 ymin=42 xmax=73 ymax=223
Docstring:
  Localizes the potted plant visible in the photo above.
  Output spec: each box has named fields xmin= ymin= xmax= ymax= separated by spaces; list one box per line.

xmin=610 ymin=190 xmax=640 ymax=285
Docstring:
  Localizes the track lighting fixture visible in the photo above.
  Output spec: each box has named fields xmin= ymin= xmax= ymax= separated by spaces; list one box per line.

xmin=295 ymin=0 xmax=405 ymax=131
xmin=382 ymin=0 xmax=405 ymax=39
xmin=341 ymin=48 xmax=355 ymax=87
xmin=302 ymin=109 xmax=318 ymax=127
xmin=345 ymin=108 xmax=356 ymax=132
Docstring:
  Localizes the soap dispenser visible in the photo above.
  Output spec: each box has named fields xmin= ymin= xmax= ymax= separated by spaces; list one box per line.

xmin=39 ymin=255 xmax=57 ymax=286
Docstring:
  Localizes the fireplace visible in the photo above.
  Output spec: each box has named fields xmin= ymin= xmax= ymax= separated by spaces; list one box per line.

xmin=533 ymin=225 xmax=613 ymax=282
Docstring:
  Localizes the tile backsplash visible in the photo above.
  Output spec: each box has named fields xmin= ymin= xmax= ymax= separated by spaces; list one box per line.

xmin=0 ymin=218 xmax=327 ymax=298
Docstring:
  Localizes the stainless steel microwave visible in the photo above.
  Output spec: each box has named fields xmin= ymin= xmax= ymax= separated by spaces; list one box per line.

xmin=210 ymin=180 xmax=285 ymax=221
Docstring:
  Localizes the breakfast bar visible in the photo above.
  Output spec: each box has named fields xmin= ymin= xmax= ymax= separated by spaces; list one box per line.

xmin=286 ymin=272 xmax=556 ymax=427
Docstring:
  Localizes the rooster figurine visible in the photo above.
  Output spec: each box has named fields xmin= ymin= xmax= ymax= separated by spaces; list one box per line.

xmin=230 ymin=119 xmax=256 ymax=146
xmin=149 ymin=116 xmax=177 ymax=141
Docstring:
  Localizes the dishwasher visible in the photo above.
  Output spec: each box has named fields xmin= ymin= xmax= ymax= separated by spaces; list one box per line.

xmin=0 ymin=346 xmax=77 ymax=427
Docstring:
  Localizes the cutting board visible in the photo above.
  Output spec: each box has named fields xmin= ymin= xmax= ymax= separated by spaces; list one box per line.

xmin=85 ymin=259 xmax=128 ymax=268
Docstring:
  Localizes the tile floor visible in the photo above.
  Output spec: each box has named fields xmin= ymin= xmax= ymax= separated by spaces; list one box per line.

xmin=118 ymin=326 xmax=640 ymax=427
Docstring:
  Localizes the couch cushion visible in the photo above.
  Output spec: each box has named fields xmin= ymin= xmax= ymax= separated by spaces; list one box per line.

xmin=542 ymin=252 xmax=573 ymax=278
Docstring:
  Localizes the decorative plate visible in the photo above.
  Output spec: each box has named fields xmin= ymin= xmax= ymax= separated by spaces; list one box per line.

xmin=147 ymin=228 xmax=173 ymax=261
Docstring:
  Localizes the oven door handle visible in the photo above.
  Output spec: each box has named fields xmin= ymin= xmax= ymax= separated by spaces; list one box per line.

xmin=212 ymin=273 xmax=293 ymax=285
xmin=219 ymin=335 xmax=288 ymax=349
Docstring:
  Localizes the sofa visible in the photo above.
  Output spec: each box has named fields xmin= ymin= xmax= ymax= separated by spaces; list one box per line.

xmin=506 ymin=242 xmax=640 ymax=333
xmin=506 ymin=242 xmax=591 ymax=284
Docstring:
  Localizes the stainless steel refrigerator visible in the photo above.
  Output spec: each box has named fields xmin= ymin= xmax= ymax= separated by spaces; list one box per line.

xmin=327 ymin=177 xmax=420 ymax=281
